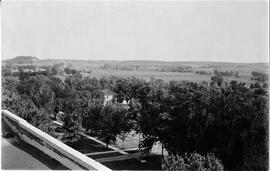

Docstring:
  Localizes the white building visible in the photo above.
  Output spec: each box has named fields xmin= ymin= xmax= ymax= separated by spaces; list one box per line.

xmin=102 ymin=89 xmax=114 ymax=105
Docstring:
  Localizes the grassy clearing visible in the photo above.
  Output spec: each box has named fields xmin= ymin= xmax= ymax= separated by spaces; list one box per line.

xmin=85 ymin=69 xmax=211 ymax=82
xmin=63 ymin=135 xmax=110 ymax=154
xmin=83 ymin=69 xmax=256 ymax=83
xmin=102 ymin=155 xmax=162 ymax=170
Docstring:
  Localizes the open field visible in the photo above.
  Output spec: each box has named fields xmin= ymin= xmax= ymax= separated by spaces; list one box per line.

xmin=83 ymin=68 xmax=261 ymax=83
xmin=102 ymin=155 xmax=162 ymax=170
xmin=39 ymin=59 xmax=268 ymax=83
xmin=3 ymin=58 xmax=269 ymax=83
xmin=86 ymin=69 xmax=211 ymax=82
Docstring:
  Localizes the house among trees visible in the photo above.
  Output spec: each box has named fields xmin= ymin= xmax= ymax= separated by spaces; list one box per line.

xmin=101 ymin=89 xmax=129 ymax=109
xmin=101 ymin=89 xmax=114 ymax=105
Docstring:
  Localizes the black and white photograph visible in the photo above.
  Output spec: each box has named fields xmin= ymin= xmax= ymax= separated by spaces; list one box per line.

xmin=1 ymin=0 xmax=269 ymax=170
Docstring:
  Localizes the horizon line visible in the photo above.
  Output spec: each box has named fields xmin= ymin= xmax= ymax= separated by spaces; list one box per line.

xmin=2 ymin=56 xmax=269 ymax=64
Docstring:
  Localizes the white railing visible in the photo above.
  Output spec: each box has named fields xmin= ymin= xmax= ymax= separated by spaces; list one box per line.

xmin=2 ymin=110 xmax=111 ymax=171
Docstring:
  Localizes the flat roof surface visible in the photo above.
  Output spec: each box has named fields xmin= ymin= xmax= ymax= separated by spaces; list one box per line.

xmin=2 ymin=137 xmax=52 ymax=170
xmin=1 ymin=120 xmax=67 ymax=170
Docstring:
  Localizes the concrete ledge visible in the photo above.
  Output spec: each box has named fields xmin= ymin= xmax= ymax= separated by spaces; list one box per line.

xmin=2 ymin=110 xmax=111 ymax=171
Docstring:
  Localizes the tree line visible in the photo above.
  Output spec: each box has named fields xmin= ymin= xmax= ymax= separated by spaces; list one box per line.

xmin=101 ymin=64 xmax=193 ymax=73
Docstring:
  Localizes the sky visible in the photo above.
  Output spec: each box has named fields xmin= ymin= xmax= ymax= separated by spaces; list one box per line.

xmin=1 ymin=0 xmax=269 ymax=63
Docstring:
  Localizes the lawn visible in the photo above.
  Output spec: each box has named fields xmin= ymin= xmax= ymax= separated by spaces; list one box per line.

xmin=102 ymin=155 xmax=162 ymax=170
xmin=88 ymin=152 xmax=124 ymax=160
xmin=63 ymin=135 xmax=109 ymax=154
xmin=114 ymin=131 xmax=141 ymax=150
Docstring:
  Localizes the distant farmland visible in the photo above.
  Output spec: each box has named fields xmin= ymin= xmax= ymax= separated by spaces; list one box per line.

xmin=86 ymin=69 xmax=211 ymax=82
xmin=77 ymin=61 xmax=268 ymax=83
xmin=3 ymin=57 xmax=268 ymax=83
xmin=82 ymin=69 xmax=255 ymax=83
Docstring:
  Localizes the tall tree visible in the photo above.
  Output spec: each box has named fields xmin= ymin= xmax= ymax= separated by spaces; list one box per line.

xmin=98 ymin=103 xmax=128 ymax=148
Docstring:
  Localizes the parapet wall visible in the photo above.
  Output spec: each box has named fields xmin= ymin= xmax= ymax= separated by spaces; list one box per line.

xmin=2 ymin=110 xmax=111 ymax=171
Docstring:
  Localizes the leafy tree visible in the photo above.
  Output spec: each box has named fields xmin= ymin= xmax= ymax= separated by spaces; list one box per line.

xmin=98 ymin=103 xmax=128 ymax=148
xmin=32 ymin=108 xmax=57 ymax=137
xmin=234 ymin=71 xmax=240 ymax=78
xmin=81 ymin=102 xmax=103 ymax=134
xmin=2 ymin=67 xmax=268 ymax=171
xmin=64 ymin=67 xmax=79 ymax=75
xmin=16 ymin=75 xmax=55 ymax=112
xmin=117 ymin=109 xmax=133 ymax=149
xmin=2 ymin=64 xmax=13 ymax=77
xmin=131 ymin=79 xmax=170 ymax=153
xmin=99 ymin=77 xmax=115 ymax=89
xmin=253 ymin=87 xmax=267 ymax=96
xmin=64 ymin=73 xmax=83 ymax=90
xmin=251 ymin=71 xmax=268 ymax=82
xmin=61 ymin=90 xmax=92 ymax=115
xmin=62 ymin=113 xmax=80 ymax=142
xmin=51 ymin=63 xmax=65 ymax=75
xmin=113 ymin=78 xmax=130 ymax=103
xmin=126 ymin=79 xmax=267 ymax=170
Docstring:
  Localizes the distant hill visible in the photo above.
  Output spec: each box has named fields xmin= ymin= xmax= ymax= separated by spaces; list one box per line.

xmin=4 ymin=56 xmax=39 ymax=64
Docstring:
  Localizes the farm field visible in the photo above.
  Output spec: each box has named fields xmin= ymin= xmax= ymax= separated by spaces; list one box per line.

xmin=2 ymin=57 xmax=269 ymax=83
xmin=81 ymin=68 xmax=257 ymax=84
xmin=49 ymin=60 xmax=268 ymax=83
xmin=86 ymin=69 xmax=211 ymax=82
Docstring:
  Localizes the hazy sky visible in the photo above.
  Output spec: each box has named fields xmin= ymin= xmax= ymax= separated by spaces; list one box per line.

xmin=2 ymin=1 xmax=268 ymax=63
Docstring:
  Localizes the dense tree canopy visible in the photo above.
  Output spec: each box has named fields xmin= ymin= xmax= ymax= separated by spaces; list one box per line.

xmin=2 ymin=65 xmax=268 ymax=170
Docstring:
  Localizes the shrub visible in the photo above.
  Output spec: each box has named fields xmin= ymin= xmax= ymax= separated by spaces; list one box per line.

xmin=210 ymin=76 xmax=223 ymax=86
xmin=162 ymin=153 xmax=224 ymax=171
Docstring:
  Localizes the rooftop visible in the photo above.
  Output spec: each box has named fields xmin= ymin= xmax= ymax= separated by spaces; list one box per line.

xmin=1 ymin=120 xmax=67 ymax=170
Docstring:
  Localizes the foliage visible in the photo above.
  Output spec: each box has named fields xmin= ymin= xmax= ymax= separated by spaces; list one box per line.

xmin=113 ymin=78 xmax=130 ymax=102
xmin=234 ymin=71 xmax=240 ymax=78
xmin=64 ymin=73 xmax=83 ymax=90
xmin=2 ymin=74 xmax=58 ymax=137
xmin=2 ymin=65 xmax=268 ymax=170
xmin=32 ymin=108 xmax=58 ymax=138
xmin=2 ymin=64 xmax=13 ymax=77
xmin=62 ymin=113 xmax=80 ymax=142
xmin=211 ymin=76 xmax=223 ymax=86
xmin=64 ymin=67 xmax=79 ymax=75
xmin=123 ymin=80 xmax=268 ymax=170
xmin=81 ymin=102 xmax=103 ymax=133
xmin=101 ymin=63 xmax=193 ymax=73
xmin=251 ymin=71 xmax=268 ymax=82
xmin=214 ymin=69 xmax=234 ymax=77
xmin=98 ymin=103 xmax=129 ymax=147
xmin=118 ymin=110 xmax=134 ymax=149
xmin=16 ymin=75 xmax=55 ymax=111
xmin=51 ymin=63 xmax=65 ymax=75
xmin=195 ymin=70 xmax=211 ymax=75
xmin=162 ymin=153 xmax=224 ymax=171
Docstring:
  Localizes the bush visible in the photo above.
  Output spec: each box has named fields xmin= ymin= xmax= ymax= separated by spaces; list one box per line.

xmin=210 ymin=76 xmax=223 ymax=86
xmin=195 ymin=70 xmax=211 ymax=75
xmin=162 ymin=153 xmax=224 ymax=171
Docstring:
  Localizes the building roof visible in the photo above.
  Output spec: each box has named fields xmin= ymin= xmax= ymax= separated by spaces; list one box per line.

xmin=101 ymin=89 xmax=114 ymax=96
